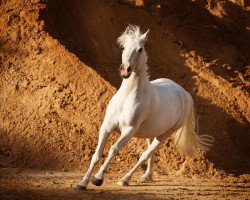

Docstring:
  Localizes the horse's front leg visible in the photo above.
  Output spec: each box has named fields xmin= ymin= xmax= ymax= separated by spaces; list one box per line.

xmin=91 ymin=126 xmax=137 ymax=186
xmin=140 ymin=138 xmax=154 ymax=182
xmin=75 ymin=122 xmax=114 ymax=190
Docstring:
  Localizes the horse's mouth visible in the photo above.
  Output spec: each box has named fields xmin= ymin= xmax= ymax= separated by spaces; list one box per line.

xmin=121 ymin=72 xmax=131 ymax=79
xmin=120 ymin=70 xmax=132 ymax=79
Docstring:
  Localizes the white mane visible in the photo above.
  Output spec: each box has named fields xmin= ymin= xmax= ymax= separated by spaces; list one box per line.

xmin=117 ymin=25 xmax=142 ymax=47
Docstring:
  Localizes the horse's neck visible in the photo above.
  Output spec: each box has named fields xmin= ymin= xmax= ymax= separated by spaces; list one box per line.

xmin=120 ymin=62 xmax=150 ymax=96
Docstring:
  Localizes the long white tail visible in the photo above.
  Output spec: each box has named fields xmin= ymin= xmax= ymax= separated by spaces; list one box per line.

xmin=174 ymin=95 xmax=214 ymax=158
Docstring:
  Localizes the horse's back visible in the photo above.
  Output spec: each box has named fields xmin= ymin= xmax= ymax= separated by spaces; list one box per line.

xmin=151 ymin=78 xmax=186 ymax=96
xmin=151 ymin=78 xmax=171 ymax=85
xmin=151 ymin=78 xmax=179 ymax=86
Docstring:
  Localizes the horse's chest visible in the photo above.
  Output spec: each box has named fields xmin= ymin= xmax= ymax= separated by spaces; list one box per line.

xmin=117 ymin=99 xmax=145 ymax=128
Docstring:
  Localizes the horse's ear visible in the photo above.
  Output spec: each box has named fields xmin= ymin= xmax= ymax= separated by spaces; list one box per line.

xmin=125 ymin=25 xmax=131 ymax=34
xmin=125 ymin=24 xmax=135 ymax=34
xmin=141 ymin=29 xmax=149 ymax=42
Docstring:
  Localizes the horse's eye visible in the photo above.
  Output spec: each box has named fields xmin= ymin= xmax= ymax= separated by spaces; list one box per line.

xmin=138 ymin=48 xmax=142 ymax=53
xmin=121 ymin=47 xmax=124 ymax=50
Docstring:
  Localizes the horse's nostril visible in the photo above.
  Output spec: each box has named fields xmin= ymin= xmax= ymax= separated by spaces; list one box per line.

xmin=127 ymin=66 xmax=131 ymax=73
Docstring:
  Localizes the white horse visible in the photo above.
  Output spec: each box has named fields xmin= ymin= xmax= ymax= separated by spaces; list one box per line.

xmin=75 ymin=25 xmax=213 ymax=190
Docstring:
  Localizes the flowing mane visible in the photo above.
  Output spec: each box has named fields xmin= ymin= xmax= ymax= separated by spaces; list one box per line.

xmin=117 ymin=25 xmax=142 ymax=47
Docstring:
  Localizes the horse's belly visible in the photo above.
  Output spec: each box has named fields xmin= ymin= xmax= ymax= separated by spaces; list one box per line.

xmin=134 ymin=101 xmax=182 ymax=138
xmin=134 ymin=127 xmax=163 ymax=138
xmin=134 ymin=117 xmax=174 ymax=138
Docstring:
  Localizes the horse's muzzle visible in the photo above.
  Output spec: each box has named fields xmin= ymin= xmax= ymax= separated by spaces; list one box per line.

xmin=120 ymin=64 xmax=132 ymax=79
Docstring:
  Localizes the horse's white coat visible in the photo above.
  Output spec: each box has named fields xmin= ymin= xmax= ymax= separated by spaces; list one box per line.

xmin=76 ymin=25 xmax=213 ymax=190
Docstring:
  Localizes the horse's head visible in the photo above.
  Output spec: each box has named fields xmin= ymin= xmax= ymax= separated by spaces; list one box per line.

xmin=117 ymin=25 xmax=149 ymax=79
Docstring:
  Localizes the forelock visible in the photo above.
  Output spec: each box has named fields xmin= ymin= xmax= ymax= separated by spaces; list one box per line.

xmin=117 ymin=25 xmax=142 ymax=47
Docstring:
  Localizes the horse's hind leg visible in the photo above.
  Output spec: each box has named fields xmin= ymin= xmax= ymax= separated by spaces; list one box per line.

xmin=140 ymin=138 xmax=154 ymax=182
xmin=118 ymin=134 xmax=168 ymax=186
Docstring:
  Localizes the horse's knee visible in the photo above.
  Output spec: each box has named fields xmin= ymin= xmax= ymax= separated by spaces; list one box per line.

xmin=109 ymin=145 xmax=119 ymax=156
xmin=139 ymin=151 xmax=151 ymax=162
xmin=100 ymin=120 xmax=115 ymax=133
xmin=91 ymin=153 xmax=101 ymax=164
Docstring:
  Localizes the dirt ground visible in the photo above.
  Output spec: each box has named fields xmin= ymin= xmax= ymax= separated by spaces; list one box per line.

xmin=0 ymin=168 xmax=249 ymax=200
xmin=0 ymin=0 xmax=250 ymax=199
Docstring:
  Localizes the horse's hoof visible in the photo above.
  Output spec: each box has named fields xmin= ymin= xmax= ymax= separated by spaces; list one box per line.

xmin=140 ymin=175 xmax=153 ymax=182
xmin=91 ymin=177 xmax=103 ymax=186
xmin=74 ymin=184 xmax=86 ymax=190
xmin=117 ymin=179 xmax=129 ymax=186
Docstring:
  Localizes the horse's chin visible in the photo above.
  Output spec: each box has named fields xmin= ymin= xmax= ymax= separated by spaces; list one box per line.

xmin=121 ymin=72 xmax=131 ymax=79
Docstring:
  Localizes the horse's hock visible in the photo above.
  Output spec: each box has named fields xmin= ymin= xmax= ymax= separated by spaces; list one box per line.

xmin=0 ymin=0 xmax=250 ymax=177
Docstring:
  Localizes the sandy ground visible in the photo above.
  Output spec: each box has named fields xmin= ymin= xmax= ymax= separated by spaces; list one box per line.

xmin=0 ymin=168 xmax=249 ymax=200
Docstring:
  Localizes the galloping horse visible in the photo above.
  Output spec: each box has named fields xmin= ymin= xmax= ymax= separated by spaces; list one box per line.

xmin=75 ymin=25 xmax=213 ymax=190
